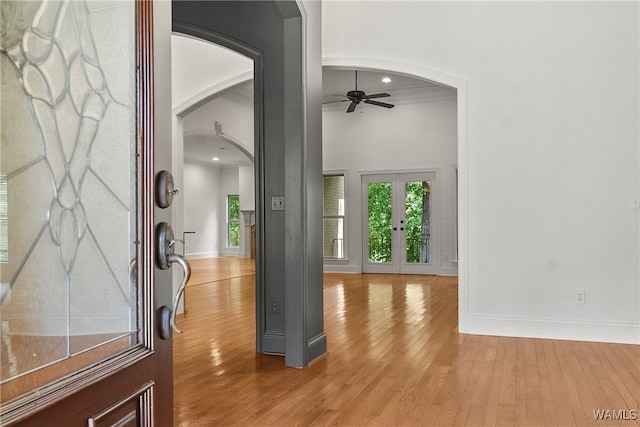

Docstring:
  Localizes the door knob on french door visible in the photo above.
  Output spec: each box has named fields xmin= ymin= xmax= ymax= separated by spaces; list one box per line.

xmin=156 ymin=222 xmax=192 ymax=340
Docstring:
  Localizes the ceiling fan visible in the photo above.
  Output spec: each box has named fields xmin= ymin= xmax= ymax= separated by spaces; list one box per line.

xmin=326 ymin=70 xmax=395 ymax=113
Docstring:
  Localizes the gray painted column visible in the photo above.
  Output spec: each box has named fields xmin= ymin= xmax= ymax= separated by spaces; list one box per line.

xmin=172 ymin=0 xmax=325 ymax=367
xmin=281 ymin=0 xmax=326 ymax=368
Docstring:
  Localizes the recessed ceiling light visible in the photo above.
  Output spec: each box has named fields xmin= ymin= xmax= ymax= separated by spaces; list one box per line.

xmin=382 ymin=77 xmax=392 ymax=83
xmin=213 ymin=157 xmax=219 ymax=161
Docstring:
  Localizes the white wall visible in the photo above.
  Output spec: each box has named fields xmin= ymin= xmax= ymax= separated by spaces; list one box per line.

xmin=180 ymin=93 xmax=252 ymax=259
xmin=239 ymin=165 xmax=255 ymax=211
xmin=183 ymin=162 xmax=221 ymax=258
xmin=183 ymin=90 xmax=254 ymax=155
xmin=323 ymin=96 xmax=458 ymax=275
xmin=324 ymin=1 xmax=640 ymax=344
xmin=171 ymin=38 xmax=253 ymax=299
xmin=182 ymin=162 xmax=241 ymax=258
xmin=181 ymin=94 xmax=254 ymax=156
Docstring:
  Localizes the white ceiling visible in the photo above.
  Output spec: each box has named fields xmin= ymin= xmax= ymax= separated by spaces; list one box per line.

xmin=183 ymin=132 xmax=252 ymax=167
xmin=182 ymin=79 xmax=253 ymax=168
xmin=181 ymin=64 xmax=455 ymax=167
xmin=172 ymin=34 xmax=252 ymax=109
xmin=174 ymin=35 xmax=456 ymax=167
xmin=322 ymin=68 xmax=455 ymax=112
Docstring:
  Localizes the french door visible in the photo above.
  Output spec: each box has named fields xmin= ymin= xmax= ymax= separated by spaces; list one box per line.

xmin=1 ymin=1 xmax=174 ymax=425
xmin=362 ymin=172 xmax=437 ymax=274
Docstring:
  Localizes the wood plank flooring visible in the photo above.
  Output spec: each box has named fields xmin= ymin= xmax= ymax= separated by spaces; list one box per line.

xmin=174 ymin=258 xmax=640 ymax=426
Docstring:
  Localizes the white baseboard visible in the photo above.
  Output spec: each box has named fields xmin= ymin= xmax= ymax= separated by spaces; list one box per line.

xmin=186 ymin=250 xmax=242 ymax=259
xmin=438 ymin=266 xmax=458 ymax=276
xmin=220 ymin=249 xmax=241 ymax=257
xmin=463 ymin=314 xmax=640 ymax=345
xmin=186 ymin=251 xmax=220 ymax=259
xmin=323 ymin=264 xmax=359 ymax=273
xmin=323 ymin=264 xmax=460 ymax=276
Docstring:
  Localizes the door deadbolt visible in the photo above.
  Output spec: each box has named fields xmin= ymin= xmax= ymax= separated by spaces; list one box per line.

xmin=156 ymin=170 xmax=178 ymax=208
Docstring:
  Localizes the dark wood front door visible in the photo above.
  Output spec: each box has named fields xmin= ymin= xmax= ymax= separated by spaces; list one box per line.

xmin=0 ymin=1 xmax=173 ymax=425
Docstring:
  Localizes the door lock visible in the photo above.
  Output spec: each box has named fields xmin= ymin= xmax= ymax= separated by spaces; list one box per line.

xmin=156 ymin=222 xmax=191 ymax=339
xmin=156 ymin=170 xmax=178 ymax=208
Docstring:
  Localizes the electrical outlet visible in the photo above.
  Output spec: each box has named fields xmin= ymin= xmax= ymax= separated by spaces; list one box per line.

xmin=576 ymin=290 xmax=585 ymax=305
xmin=271 ymin=298 xmax=281 ymax=314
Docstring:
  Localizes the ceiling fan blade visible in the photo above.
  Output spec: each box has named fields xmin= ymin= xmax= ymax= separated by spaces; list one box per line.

xmin=364 ymin=99 xmax=394 ymax=109
xmin=322 ymin=99 xmax=350 ymax=104
xmin=346 ymin=102 xmax=358 ymax=113
xmin=362 ymin=93 xmax=391 ymax=100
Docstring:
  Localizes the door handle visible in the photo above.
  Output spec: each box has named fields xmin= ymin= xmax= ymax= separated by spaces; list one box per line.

xmin=167 ymin=253 xmax=190 ymax=334
xmin=156 ymin=222 xmax=191 ymax=340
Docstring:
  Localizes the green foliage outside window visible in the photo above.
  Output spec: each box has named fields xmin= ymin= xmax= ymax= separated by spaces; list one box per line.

xmin=367 ymin=181 xmax=430 ymax=264
xmin=228 ymin=195 xmax=240 ymax=248
xmin=405 ymin=181 xmax=430 ymax=263
xmin=367 ymin=183 xmax=392 ymax=262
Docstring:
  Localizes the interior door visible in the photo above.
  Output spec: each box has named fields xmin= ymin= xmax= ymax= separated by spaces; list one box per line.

xmin=362 ymin=172 xmax=437 ymax=274
xmin=1 ymin=1 xmax=174 ymax=425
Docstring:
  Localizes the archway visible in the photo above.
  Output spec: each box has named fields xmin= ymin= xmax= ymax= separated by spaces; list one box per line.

xmin=322 ymin=57 xmax=470 ymax=333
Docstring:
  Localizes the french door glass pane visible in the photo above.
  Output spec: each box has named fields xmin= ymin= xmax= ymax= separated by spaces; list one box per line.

xmin=367 ymin=182 xmax=392 ymax=263
xmin=1 ymin=0 xmax=137 ymax=390
xmin=405 ymin=181 xmax=431 ymax=264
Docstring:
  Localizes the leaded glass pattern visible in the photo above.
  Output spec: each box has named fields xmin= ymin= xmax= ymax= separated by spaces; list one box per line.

xmin=0 ymin=0 xmax=137 ymax=381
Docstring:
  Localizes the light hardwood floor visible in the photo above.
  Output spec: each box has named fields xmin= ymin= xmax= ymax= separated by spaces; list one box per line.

xmin=174 ymin=258 xmax=640 ymax=426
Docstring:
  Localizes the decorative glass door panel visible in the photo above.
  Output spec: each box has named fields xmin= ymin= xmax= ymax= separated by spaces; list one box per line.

xmin=363 ymin=173 xmax=436 ymax=274
xmin=1 ymin=0 xmax=139 ymax=405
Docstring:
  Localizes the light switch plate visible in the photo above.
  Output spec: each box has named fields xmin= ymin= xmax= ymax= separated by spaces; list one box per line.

xmin=271 ymin=196 xmax=285 ymax=211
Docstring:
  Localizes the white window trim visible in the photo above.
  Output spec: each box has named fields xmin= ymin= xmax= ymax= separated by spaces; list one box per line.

xmin=323 ymin=170 xmax=348 ymax=261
